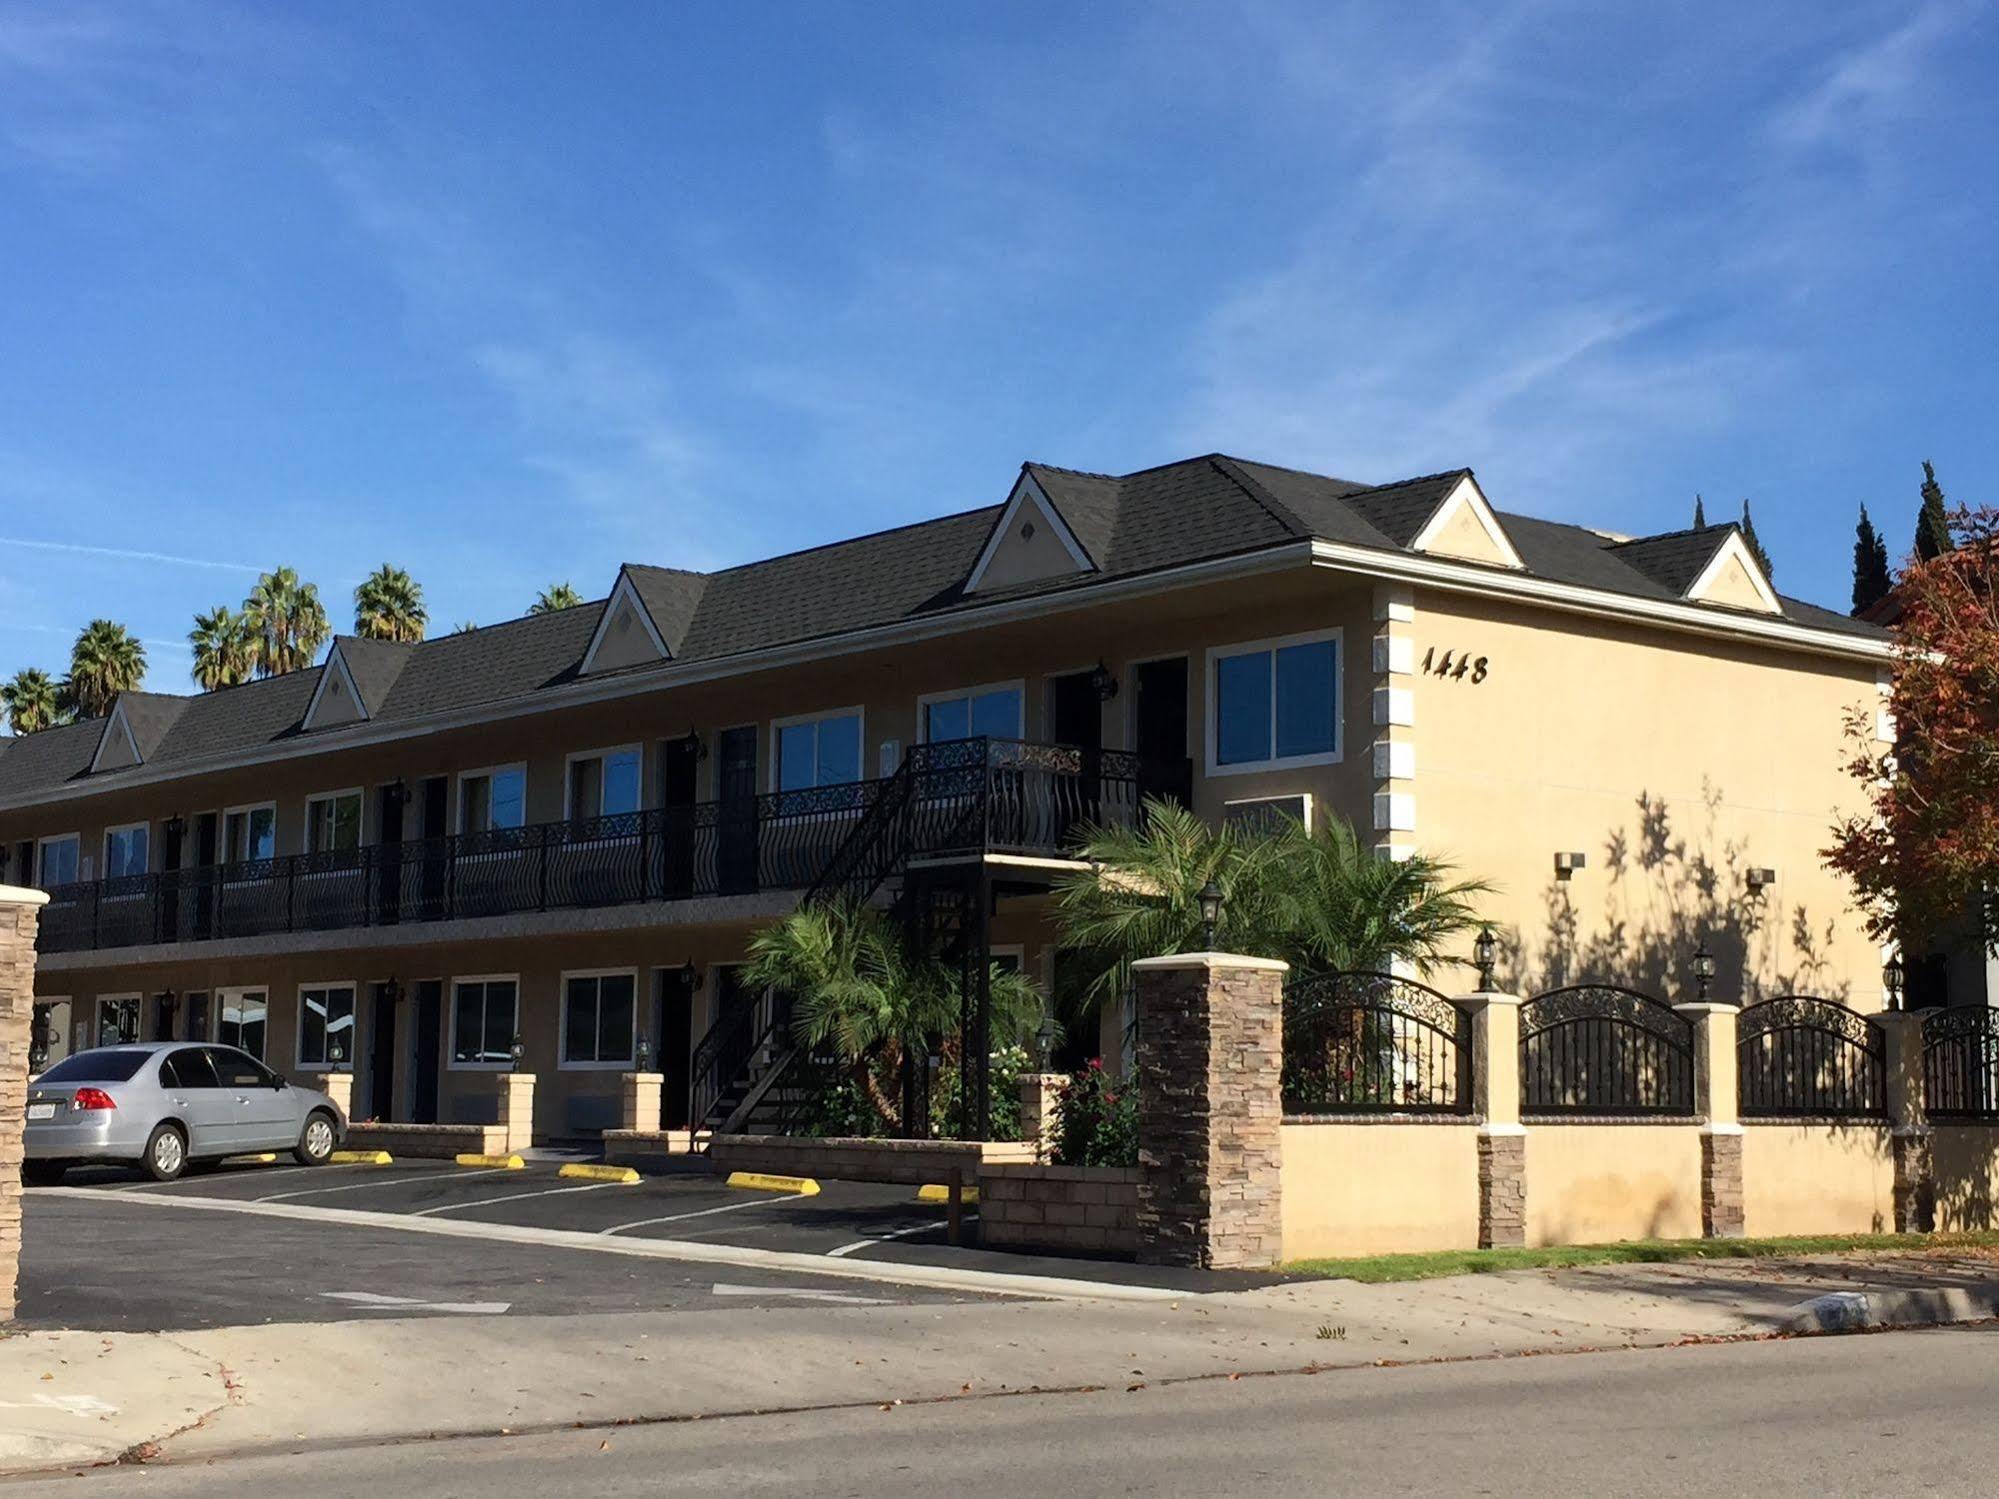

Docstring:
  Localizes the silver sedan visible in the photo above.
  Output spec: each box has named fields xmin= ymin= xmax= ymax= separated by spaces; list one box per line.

xmin=22 ymin=1042 xmax=347 ymax=1185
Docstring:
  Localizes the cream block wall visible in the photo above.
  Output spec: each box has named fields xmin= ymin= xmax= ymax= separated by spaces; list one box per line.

xmin=1280 ymin=1122 xmax=1480 ymax=1257
xmin=1740 ymin=1124 xmax=1894 ymax=1237
xmin=1524 ymin=1125 xmax=1704 ymax=1246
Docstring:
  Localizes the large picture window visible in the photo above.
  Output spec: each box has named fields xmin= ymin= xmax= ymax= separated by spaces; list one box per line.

xmin=1209 ymin=631 xmax=1341 ymax=772
xmin=36 ymin=834 xmax=80 ymax=889
xmin=452 ymin=977 xmax=519 ymax=1067
xmin=96 ymin=995 xmax=141 ymax=1047
xmin=217 ymin=989 xmax=269 ymax=1058
xmin=102 ymin=824 xmax=149 ymax=880
xmin=921 ymin=683 xmax=1023 ymax=743
xmin=297 ymin=983 xmax=357 ymax=1069
xmin=561 ymin=971 xmax=637 ymax=1067
xmin=773 ymin=711 xmax=862 ymax=791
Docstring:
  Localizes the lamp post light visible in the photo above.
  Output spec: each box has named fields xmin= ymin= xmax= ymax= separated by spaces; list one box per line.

xmin=1473 ymin=928 xmax=1498 ymax=992
xmin=329 ymin=1036 xmax=348 ymax=1073
xmin=1198 ymin=881 xmax=1224 ymax=951
xmin=1035 ymin=1012 xmax=1056 ymax=1071
xmin=1884 ymin=954 xmax=1905 ymax=1012
xmin=509 ymin=1034 xmax=525 ymax=1073
xmin=636 ymin=1033 xmax=653 ymax=1071
xmin=1692 ymin=943 xmax=1718 ymax=1004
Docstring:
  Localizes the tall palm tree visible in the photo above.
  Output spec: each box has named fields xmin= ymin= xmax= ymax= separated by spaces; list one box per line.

xmin=188 ymin=605 xmax=256 ymax=691
xmin=353 ymin=564 xmax=427 ymax=643
xmin=1 ymin=667 xmax=65 ymax=735
xmin=66 ymin=619 xmax=146 ymax=718
xmin=530 ymin=582 xmax=584 ymax=615
xmin=243 ymin=567 xmax=330 ymax=677
xmin=1272 ymin=817 xmax=1492 ymax=976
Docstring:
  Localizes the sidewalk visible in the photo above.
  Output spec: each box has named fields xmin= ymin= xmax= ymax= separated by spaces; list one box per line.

xmin=6 ymin=1250 xmax=1998 ymax=1476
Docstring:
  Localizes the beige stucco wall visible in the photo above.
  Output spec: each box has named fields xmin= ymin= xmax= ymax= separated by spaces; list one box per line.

xmin=1931 ymin=1125 xmax=1999 ymax=1232
xmin=1741 ymin=1123 xmax=1894 ymax=1237
xmin=1525 ymin=1124 xmax=1703 ymax=1245
xmin=1279 ymin=1122 xmax=1480 ymax=1258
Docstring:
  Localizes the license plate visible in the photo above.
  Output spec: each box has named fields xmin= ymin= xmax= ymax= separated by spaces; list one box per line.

xmin=26 ymin=1103 xmax=56 ymax=1121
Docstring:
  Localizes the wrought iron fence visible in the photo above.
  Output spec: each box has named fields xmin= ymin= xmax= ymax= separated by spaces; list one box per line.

xmin=1519 ymin=984 xmax=1694 ymax=1115
xmin=1282 ymin=971 xmax=1472 ymax=1114
xmin=1922 ymin=1005 xmax=1999 ymax=1119
xmin=1737 ymin=997 xmax=1886 ymax=1118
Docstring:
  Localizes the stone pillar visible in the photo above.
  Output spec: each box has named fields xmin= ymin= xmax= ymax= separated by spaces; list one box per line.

xmin=1461 ymin=992 xmax=1526 ymax=1248
xmin=1131 ymin=952 xmax=1287 ymax=1270
xmin=1017 ymin=1072 xmax=1066 ymax=1162
xmin=1878 ymin=1011 xmax=1934 ymax=1232
xmin=496 ymin=1073 xmax=536 ymax=1154
xmin=621 ymin=1072 xmax=664 ymax=1134
xmin=1675 ymin=1002 xmax=1743 ymax=1238
xmin=320 ymin=1070 xmax=354 ymax=1119
xmin=1 ymin=885 xmax=50 ymax=1324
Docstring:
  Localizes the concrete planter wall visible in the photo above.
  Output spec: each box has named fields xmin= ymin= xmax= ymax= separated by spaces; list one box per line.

xmin=978 ymin=1164 xmax=1141 ymax=1257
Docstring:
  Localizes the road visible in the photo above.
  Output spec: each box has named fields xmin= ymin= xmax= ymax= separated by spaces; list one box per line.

xmin=13 ymin=1326 xmax=1994 ymax=1497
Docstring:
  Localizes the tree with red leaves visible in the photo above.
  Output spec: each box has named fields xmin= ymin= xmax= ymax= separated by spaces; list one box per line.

xmin=1827 ymin=505 xmax=1999 ymax=956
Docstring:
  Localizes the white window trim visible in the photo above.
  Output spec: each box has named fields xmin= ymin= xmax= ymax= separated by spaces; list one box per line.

xmin=1204 ymin=627 xmax=1345 ymax=777
xmin=215 ymin=986 xmax=271 ymax=1059
xmin=101 ymin=822 xmax=150 ymax=883
xmin=36 ymin=832 xmax=80 ymax=888
xmin=767 ymin=707 xmax=867 ymax=792
xmin=447 ymin=973 xmax=521 ymax=1071
xmin=457 ymin=763 xmax=529 ymax=834
xmin=302 ymin=788 xmax=365 ymax=856
xmin=562 ymin=744 xmax=646 ymax=819
xmin=221 ymin=801 xmax=279 ymax=865
xmin=557 ymin=967 xmax=641 ymax=1070
xmin=95 ymin=993 xmax=143 ymax=1047
xmin=915 ymin=680 xmax=1028 ymax=744
xmin=295 ymin=980 xmax=358 ymax=1072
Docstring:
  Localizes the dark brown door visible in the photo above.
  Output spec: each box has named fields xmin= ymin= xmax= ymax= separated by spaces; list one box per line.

xmin=412 ymin=980 xmax=443 ymax=1123
xmin=655 ymin=966 xmax=697 ymax=1128
xmin=661 ymin=737 xmax=700 ymax=899
xmin=1048 ymin=672 xmax=1105 ymax=844
xmin=717 ymin=727 xmax=758 ymax=896
xmin=1132 ymin=657 xmax=1192 ymax=808
xmin=192 ymin=813 xmax=219 ymax=939
xmin=368 ymin=982 xmax=398 ymax=1121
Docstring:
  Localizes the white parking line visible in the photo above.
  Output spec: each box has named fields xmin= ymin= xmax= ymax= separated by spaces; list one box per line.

xmin=104 ymin=1164 xmax=317 ymax=1194
xmin=411 ymin=1181 xmax=617 ymax=1217
xmin=597 ymin=1193 xmax=810 ymax=1236
xmin=258 ymin=1166 xmax=499 ymax=1202
xmin=825 ymin=1217 xmax=965 ymax=1258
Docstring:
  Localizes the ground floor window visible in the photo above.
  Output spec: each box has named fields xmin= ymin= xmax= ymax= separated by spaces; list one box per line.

xmin=562 ymin=971 xmax=636 ymax=1066
xmin=298 ymin=983 xmax=357 ymax=1069
xmin=218 ymin=989 xmax=269 ymax=1059
xmin=96 ymin=995 xmax=141 ymax=1047
xmin=452 ymin=977 xmax=519 ymax=1067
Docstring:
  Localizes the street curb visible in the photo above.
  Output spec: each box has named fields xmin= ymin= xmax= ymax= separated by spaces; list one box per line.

xmin=455 ymin=1153 xmax=526 ymax=1170
xmin=917 ymin=1184 xmax=979 ymax=1205
xmin=559 ymin=1163 xmax=640 ymax=1184
xmin=727 ymin=1171 xmax=820 ymax=1196
xmin=331 ymin=1149 xmax=393 ymax=1166
xmin=1780 ymin=1283 xmax=1999 ymax=1334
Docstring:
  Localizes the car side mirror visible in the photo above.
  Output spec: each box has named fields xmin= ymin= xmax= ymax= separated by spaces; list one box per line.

xmin=274 ymin=1077 xmax=289 ymax=1090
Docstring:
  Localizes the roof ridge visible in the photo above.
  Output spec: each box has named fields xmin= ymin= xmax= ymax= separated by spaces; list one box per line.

xmin=1343 ymin=466 xmax=1475 ymax=496
xmin=1024 ymin=459 xmax=1124 ymax=482
xmin=699 ymin=502 xmax=1003 ymax=578
xmin=1606 ymin=521 xmax=1741 ymax=551
xmin=622 ymin=562 xmax=708 ymax=581
xmin=1206 ymin=455 xmax=1313 ymax=539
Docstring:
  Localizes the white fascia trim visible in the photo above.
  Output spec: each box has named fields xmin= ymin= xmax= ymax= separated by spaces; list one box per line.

xmin=1684 ymin=529 xmax=1783 ymax=615
xmin=1308 ymin=541 xmax=1894 ymax=663
xmin=301 ymin=646 xmax=369 ymax=730
xmin=963 ymin=471 xmax=1096 ymax=593
xmin=1408 ymin=474 xmax=1525 ymax=570
xmin=578 ymin=570 xmax=671 ymax=676
xmin=87 ymin=701 xmax=143 ymax=775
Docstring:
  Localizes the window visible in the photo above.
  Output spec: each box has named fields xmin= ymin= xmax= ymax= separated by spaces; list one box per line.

xmin=103 ymin=823 xmax=149 ymax=880
xmin=224 ymin=804 xmax=277 ymax=863
xmin=460 ymin=767 xmax=527 ymax=832
xmin=1208 ymin=631 xmax=1341 ymax=771
xmin=209 ymin=1047 xmax=279 ymax=1089
xmin=773 ymin=711 xmax=862 ymax=791
xmin=36 ymin=834 xmax=80 ymax=889
xmin=297 ymin=983 xmax=357 ymax=1069
xmin=160 ymin=1048 xmax=221 ymax=1091
xmin=305 ymin=791 xmax=362 ymax=854
xmin=96 ymin=996 xmax=141 ymax=1047
xmin=561 ymin=971 xmax=636 ymax=1067
xmin=452 ymin=977 xmax=519 ymax=1067
xmin=217 ymin=989 xmax=269 ymax=1059
xmin=921 ymin=683 xmax=1024 ymax=743
xmin=567 ymin=747 xmax=642 ymax=820
xmin=39 ymin=1048 xmax=150 ymax=1084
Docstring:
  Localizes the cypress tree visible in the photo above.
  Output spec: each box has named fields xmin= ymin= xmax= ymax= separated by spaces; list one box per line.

xmin=1692 ymin=494 xmax=1707 ymax=531
xmin=1915 ymin=460 xmax=1954 ymax=561
xmin=1738 ymin=499 xmax=1774 ymax=581
xmin=1851 ymin=504 xmax=1892 ymax=615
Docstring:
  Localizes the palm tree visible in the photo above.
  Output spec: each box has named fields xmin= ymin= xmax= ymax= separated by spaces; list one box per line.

xmin=1 ymin=668 xmax=65 ymax=735
xmin=188 ymin=605 xmax=256 ymax=691
xmin=66 ymin=619 xmax=146 ymax=718
xmin=353 ymin=564 xmax=427 ymax=643
xmin=453 ymin=620 xmax=479 ymax=634
xmin=529 ymin=582 xmax=584 ymax=615
xmin=1272 ymin=817 xmax=1492 ymax=975
xmin=243 ymin=567 xmax=330 ymax=677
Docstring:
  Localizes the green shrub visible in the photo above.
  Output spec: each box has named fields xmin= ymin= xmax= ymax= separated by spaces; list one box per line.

xmin=1051 ymin=1058 xmax=1137 ymax=1168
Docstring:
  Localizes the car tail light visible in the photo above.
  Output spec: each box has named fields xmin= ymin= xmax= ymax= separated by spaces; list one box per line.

xmin=71 ymin=1087 xmax=117 ymax=1112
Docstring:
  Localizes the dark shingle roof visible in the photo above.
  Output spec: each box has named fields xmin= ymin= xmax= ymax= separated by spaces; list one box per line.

xmin=334 ymin=636 xmax=416 ymax=714
xmin=624 ymin=566 xmax=708 ymax=656
xmin=117 ymin=691 xmax=191 ymax=761
xmin=1607 ymin=526 xmax=1738 ymax=596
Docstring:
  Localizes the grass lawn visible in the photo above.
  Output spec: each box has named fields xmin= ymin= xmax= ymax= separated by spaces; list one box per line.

xmin=1287 ymin=1231 xmax=1999 ymax=1283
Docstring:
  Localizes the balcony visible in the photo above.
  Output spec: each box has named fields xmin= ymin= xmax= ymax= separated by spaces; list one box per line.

xmin=34 ymin=739 xmax=1186 ymax=957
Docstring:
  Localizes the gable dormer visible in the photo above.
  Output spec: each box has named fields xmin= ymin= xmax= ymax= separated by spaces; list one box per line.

xmin=1685 ymin=529 xmax=1782 ymax=615
xmin=300 ymin=636 xmax=414 ymax=733
xmin=580 ymin=568 xmax=672 ymax=675
xmin=89 ymin=692 xmax=188 ymax=774
xmin=965 ymin=469 xmax=1099 ymax=594
xmin=1407 ymin=473 xmax=1524 ymax=570
xmin=1609 ymin=525 xmax=1783 ymax=618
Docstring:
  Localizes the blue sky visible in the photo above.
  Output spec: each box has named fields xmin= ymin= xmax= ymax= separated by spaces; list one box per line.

xmin=1 ymin=1 xmax=1993 ymax=697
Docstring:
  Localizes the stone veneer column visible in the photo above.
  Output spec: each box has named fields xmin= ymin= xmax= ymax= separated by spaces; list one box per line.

xmin=621 ymin=1072 xmax=664 ymax=1134
xmin=1460 ymin=991 xmax=1526 ymax=1248
xmin=1877 ymin=1011 xmax=1934 ymax=1232
xmin=1017 ymin=1072 xmax=1067 ymax=1162
xmin=1131 ymin=952 xmax=1288 ymax=1269
xmin=497 ymin=1073 xmax=537 ymax=1154
xmin=1675 ymin=1001 xmax=1743 ymax=1238
xmin=0 ymin=884 xmax=50 ymax=1324
xmin=1370 ymin=583 xmax=1417 ymax=862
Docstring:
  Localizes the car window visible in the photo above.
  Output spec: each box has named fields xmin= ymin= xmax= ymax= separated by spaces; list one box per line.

xmin=206 ymin=1047 xmax=277 ymax=1089
xmin=36 ymin=1049 xmax=152 ymax=1084
xmin=160 ymin=1049 xmax=221 ymax=1090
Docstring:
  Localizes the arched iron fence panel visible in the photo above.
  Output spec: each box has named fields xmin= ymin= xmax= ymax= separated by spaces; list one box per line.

xmin=1283 ymin=971 xmax=1471 ymax=1115
xmin=1737 ymin=997 xmax=1885 ymax=1118
xmin=1520 ymin=985 xmax=1694 ymax=1115
xmin=1923 ymin=1006 xmax=1999 ymax=1119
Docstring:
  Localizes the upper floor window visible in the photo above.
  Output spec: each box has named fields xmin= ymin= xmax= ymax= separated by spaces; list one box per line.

xmin=36 ymin=833 xmax=80 ymax=889
xmin=1208 ymin=630 xmax=1341 ymax=772
xmin=102 ymin=823 xmax=149 ymax=880
xmin=460 ymin=766 xmax=527 ymax=833
xmin=305 ymin=791 xmax=363 ymax=854
xmin=567 ymin=746 xmax=642 ymax=820
xmin=224 ymin=804 xmax=277 ymax=864
xmin=774 ymin=710 xmax=862 ymax=791
xmin=921 ymin=683 xmax=1024 ymax=744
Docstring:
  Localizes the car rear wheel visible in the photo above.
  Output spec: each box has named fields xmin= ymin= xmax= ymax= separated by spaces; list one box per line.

xmin=294 ymin=1111 xmax=337 ymax=1167
xmin=141 ymin=1124 xmax=187 ymax=1182
xmin=22 ymin=1162 xmax=66 ymax=1187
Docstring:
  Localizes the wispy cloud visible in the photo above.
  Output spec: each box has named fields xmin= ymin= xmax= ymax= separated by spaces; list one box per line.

xmin=0 ymin=535 xmax=263 ymax=573
xmin=1771 ymin=1 xmax=1981 ymax=150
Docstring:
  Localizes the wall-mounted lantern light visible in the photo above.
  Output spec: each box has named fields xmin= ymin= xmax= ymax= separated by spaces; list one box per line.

xmin=1692 ymin=942 xmax=1718 ymax=1004
xmin=636 ymin=1033 xmax=653 ymax=1071
xmin=1745 ymin=867 xmax=1778 ymax=893
xmin=1884 ymin=954 xmax=1905 ymax=1011
xmin=509 ymin=1034 xmax=526 ymax=1072
xmin=1198 ymin=881 xmax=1225 ymax=950
xmin=1554 ymin=852 xmax=1587 ymax=881
xmin=1089 ymin=661 xmax=1119 ymax=703
xmin=1473 ymin=928 xmax=1498 ymax=992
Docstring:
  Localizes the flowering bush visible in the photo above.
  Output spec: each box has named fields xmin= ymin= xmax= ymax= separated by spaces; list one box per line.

xmin=1051 ymin=1058 xmax=1138 ymax=1168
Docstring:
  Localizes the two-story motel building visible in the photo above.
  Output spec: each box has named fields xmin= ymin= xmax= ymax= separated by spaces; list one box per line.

xmin=0 ymin=453 xmax=1894 ymax=1141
